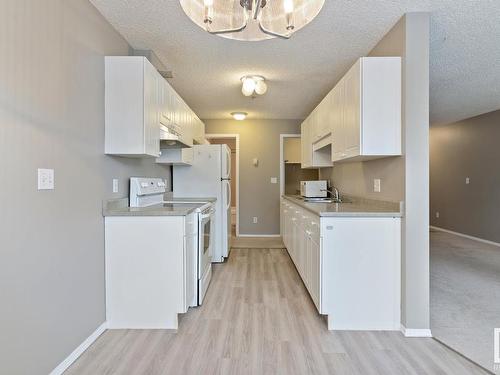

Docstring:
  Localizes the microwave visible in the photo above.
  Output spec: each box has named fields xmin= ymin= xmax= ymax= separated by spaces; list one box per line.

xmin=300 ymin=180 xmax=328 ymax=198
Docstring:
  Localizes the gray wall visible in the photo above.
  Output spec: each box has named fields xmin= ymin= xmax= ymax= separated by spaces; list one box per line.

xmin=0 ymin=1 xmax=170 ymax=374
xmin=430 ymin=109 xmax=500 ymax=243
xmin=204 ymin=119 xmax=301 ymax=235
xmin=320 ymin=13 xmax=430 ymax=330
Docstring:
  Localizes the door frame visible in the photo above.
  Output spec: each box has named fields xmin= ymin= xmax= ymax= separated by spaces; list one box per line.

xmin=205 ymin=134 xmax=240 ymax=237
xmin=280 ymin=134 xmax=301 ymax=197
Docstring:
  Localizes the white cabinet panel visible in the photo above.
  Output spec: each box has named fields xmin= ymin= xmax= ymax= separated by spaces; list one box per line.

xmin=105 ymin=216 xmax=187 ymax=329
xmin=342 ymin=61 xmax=361 ymax=159
xmin=309 ymin=235 xmax=320 ymax=310
xmin=301 ymin=120 xmax=312 ymax=168
xmin=144 ymin=60 xmax=161 ymax=157
xmin=105 ymin=56 xmax=161 ymax=157
xmin=331 ymin=83 xmax=345 ymax=161
xmin=280 ymin=198 xmax=401 ymax=331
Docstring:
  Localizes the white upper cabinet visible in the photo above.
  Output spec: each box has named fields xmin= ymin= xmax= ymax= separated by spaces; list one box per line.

xmin=333 ymin=57 xmax=401 ymax=162
xmin=105 ymin=56 xmax=161 ymax=157
xmin=301 ymin=119 xmax=312 ymax=168
xmin=105 ymin=56 xmax=205 ymax=157
xmin=301 ymin=57 xmax=401 ymax=166
xmin=193 ymin=117 xmax=205 ymax=145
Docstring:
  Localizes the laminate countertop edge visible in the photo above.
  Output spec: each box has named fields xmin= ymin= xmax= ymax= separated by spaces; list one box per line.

xmin=102 ymin=197 xmax=217 ymax=217
xmin=282 ymin=195 xmax=403 ymax=218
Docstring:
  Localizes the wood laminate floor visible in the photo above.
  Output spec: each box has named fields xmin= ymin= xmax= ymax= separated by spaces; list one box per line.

xmin=66 ymin=248 xmax=487 ymax=375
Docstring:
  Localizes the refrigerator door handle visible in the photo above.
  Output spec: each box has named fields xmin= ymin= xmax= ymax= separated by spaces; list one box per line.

xmin=225 ymin=146 xmax=231 ymax=179
xmin=225 ymin=180 xmax=231 ymax=210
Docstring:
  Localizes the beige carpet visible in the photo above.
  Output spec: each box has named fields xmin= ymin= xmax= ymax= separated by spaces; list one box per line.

xmin=231 ymin=236 xmax=285 ymax=249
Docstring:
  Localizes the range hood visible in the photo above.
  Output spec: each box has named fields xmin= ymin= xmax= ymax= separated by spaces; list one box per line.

xmin=159 ymin=125 xmax=192 ymax=149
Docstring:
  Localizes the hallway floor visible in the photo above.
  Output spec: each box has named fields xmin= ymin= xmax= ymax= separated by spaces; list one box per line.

xmin=67 ymin=247 xmax=485 ymax=374
xmin=431 ymin=229 xmax=500 ymax=374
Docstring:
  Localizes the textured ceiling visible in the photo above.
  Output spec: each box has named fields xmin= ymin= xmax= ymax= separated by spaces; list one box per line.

xmin=90 ymin=0 xmax=500 ymax=125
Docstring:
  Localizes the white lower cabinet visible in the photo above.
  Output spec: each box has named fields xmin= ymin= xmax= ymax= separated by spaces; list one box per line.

xmin=105 ymin=213 xmax=197 ymax=329
xmin=281 ymin=198 xmax=401 ymax=330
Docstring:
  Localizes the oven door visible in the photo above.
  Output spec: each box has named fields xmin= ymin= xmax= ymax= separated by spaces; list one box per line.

xmin=198 ymin=207 xmax=213 ymax=304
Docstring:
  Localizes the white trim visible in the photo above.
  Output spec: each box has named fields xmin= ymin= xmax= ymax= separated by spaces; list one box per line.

xmin=49 ymin=322 xmax=107 ymax=375
xmin=205 ymin=134 xmax=240 ymax=237
xmin=280 ymin=134 xmax=301 ymax=236
xmin=400 ymin=324 xmax=432 ymax=338
xmin=430 ymin=226 xmax=500 ymax=247
xmin=237 ymin=234 xmax=281 ymax=238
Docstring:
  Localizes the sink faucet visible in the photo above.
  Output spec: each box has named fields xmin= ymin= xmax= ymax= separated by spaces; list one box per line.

xmin=321 ymin=186 xmax=341 ymax=202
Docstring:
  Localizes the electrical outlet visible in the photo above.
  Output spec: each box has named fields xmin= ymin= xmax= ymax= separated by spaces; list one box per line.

xmin=112 ymin=178 xmax=119 ymax=193
xmin=270 ymin=177 xmax=278 ymax=184
xmin=436 ymin=212 xmax=440 ymax=218
xmin=374 ymin=179 xmax=381 ymax=193
xmin=253 ymin=217 xmax=258 ymax=224
xmin=38 ymin=168 xmax=54 ymax=190
xmin=465 ymin=177 xmax=470 ymax=185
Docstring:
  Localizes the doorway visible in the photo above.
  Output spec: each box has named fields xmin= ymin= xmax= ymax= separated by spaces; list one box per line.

xmin=205 ymin=134 xmax=240 ymax=238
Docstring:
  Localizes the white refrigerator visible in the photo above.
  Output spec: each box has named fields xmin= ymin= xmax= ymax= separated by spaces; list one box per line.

xmin=173 ymin=144 xmax=231 ymax=263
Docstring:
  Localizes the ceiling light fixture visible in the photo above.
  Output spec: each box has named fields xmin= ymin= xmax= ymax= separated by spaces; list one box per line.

xmin=241 ymin=75 xmax=267 ymax=97
xmin=180 ymin=0 xmax=325 ymax=41
xmin=231 ymin=112 xmax=248 ymax=121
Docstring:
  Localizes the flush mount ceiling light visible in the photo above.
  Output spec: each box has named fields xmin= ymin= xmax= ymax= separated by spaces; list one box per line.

xmin=231 ymin=112 xmax=248 ymax=120
xmin=241 ymin=75 xmax=267 ymax=97
xmin=179 ymin=0 xmax=325 ymax=41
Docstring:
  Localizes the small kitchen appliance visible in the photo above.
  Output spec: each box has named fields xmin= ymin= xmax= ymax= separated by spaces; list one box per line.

xmin=300 ymin=180 xmax=328 ymax=198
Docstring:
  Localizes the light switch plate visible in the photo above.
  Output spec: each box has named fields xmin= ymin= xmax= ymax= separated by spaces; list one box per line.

xmin=38 ymin=168 xmax=54 ymax=190
xmin=270 ymin=177 xmax=278 ymax=184
xmin=465 ymin=177 xmax=470 ymax=184
xmin=112 ymin=178 xmax=119 ymax=193
xmin=374 ymin=179 xmax=381 ymax=193
xmin=253 ymin=217 xmax=258 ymax=224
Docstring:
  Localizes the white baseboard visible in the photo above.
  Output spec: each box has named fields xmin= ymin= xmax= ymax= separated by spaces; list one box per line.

xmin=237 ymin=234 xmax=281 ymax=238
xmin=400 ymin=324 xmax=432 ymax=338
xmin=49 ymin=322 xmax=107 ymax=375
xmin=430 ymin=226 xmax=500 ymax=248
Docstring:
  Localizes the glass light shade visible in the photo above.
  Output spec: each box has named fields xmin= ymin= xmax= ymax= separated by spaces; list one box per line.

xmin=242 ymin=77 xmax=256 ymax=96
xmin=231 ymin=112 xmax=247 ymax=121
xmin=284 ymin=0 xmax=294 ymax=14
xmin=255 ymin=80 xmax=268 ymax=95
xmin=180 ymin=0 xmax=325 ymax=41
xmin=243 ymin=77 xmax=256 ymax=95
